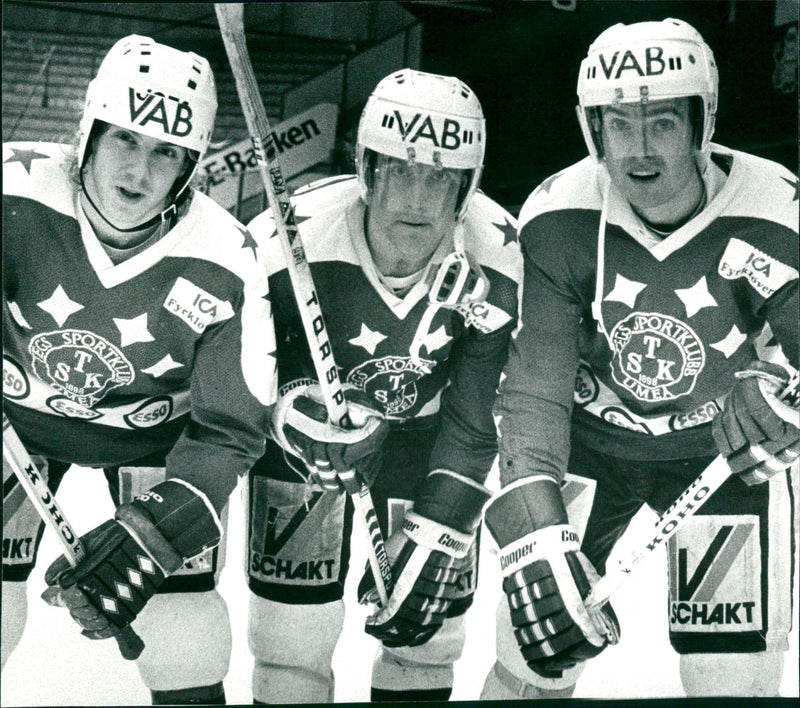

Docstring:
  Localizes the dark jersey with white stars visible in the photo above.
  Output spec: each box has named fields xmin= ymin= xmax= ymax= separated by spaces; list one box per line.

xmin=497 ymin=145 xmax=798 ymax=485
xmin=247 ymin=176 xmax=521 ymax=484
xmin=3 ymin=142 xmax=277 ymax=510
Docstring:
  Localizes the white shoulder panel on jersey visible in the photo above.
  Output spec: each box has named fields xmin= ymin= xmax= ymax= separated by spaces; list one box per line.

xmin=708 ymin=145 xmax=799 ymax=232
xmin=3 ymin=142 xmax=77 ymax=218
xmin=460 ymin=191 xmax=522 ymax=284
xmin=518 ymin=157 xmax=600 ymax=231
xmin=247 ymin=175 xmax=362 ymax=277
xmin=173 ymin=191 xmax=266 ymax=274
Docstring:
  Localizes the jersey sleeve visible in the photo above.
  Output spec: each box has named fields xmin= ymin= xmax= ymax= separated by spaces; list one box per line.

xmin=428 ymin=195 xmax=522 ymax=484
xmin=494 ymin=201 xmax=586 ymax=488
xmin=165 ymin=221 xmax=277 ymax=512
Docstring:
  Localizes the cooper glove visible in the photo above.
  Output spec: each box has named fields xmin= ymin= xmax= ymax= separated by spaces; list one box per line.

xmin=271 ymin=379 xmax=389 ymax=494
xmin=42 ymin=479 xmax=222 ymax=640
xmin=358 ymin=469 xmax=490 ymax=647
xmin=484 ymin=476 xmax=619 ymax=678
xmin=713 ymin=361 xmax=800 ymax=485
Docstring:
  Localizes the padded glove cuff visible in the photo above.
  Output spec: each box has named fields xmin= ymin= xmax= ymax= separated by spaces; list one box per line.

xmin=484 ymin=476 xmax=568 ymax=548
xmin=115 ymin=479 xmax=222 ymax=575
xmin=412 ymin=469 xmax=491 ymax=533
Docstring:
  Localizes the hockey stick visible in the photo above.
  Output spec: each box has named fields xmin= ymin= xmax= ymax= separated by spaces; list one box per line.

xmin=586 ymin=369 xmax=800 ymax=615
xmin=2 ymin=413 xmax=145 ymax=660
xmin=214 ymin=3 xmax=393 ymax=605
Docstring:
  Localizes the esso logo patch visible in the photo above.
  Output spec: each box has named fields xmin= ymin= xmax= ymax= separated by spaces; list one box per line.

xmin=600 ymin=406 xmax=652 ymax=434
xmin=3 ymin=357 xmax=29 ymax=400
xmin=124 ymin=397 xmax=173 ymax=429
xmin=47 ymin=396 xmax=102 ymax=420
xmin=669 ymin=400 xmax=721 ymax=431
xmin=574 ymin=363 xmax=599 ymax=406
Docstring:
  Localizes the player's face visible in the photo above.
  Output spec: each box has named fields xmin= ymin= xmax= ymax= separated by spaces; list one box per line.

xmin=366 ymin=154 xmax=466 ymax=276
xmin=83 ymin=125 xmax=188 ymax=231
xmin=600 ymin=98 xmax=702 ymax=221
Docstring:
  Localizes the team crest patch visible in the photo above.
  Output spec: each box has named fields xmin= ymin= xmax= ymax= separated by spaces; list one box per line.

xmin=28 ymin=330 xmax=134 ymax=408
xmin=718 ymin=238 xmax=798 ymax=298
xmin=610 ymin=312 xmax=705 ymax=402
xmin=347 ymin=355 xmax=434 ymax=416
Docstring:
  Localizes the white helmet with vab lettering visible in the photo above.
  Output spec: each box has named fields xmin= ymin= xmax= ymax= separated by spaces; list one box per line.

xmin=78 ymin=35 xmax=217 ymax=205
xmin=356 ymin=69 xmax=485 ymax=220
xmin=576 ymin=18 xmax=718 ymax=161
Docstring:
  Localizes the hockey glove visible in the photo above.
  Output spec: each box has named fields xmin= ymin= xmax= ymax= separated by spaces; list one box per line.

xmin=42 ymin=479 xmax=222 ymax=640
xmin=712 ymin=361 xmax=800 ymax=485
xmin=358 ymin=469 xmax=490 ymax=647
xmin=484 ymin=476 xmax=619 ymax=678
xmin=271 ymin=379 xmax=389 ymax=494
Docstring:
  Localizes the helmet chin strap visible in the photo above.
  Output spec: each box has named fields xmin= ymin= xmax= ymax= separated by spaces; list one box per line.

xmin=79 ymin=168 xmax=181 ymax=235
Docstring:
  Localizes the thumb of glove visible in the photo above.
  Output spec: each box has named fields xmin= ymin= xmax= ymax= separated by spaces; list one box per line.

xmin=43 ymin=553 xmax=76 ymax=589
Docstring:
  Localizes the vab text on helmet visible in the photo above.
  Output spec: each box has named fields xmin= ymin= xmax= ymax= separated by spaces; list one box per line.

xmin=129 ymin=90 xmax=196 ymax=140
xmin=579 ymin=39 xmax=717 ymax=106
xmin=378 ymin=109 xmax=481 ymax=166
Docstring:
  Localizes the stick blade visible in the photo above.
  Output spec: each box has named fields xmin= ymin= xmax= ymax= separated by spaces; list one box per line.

xmin=214 ymin=3 xmax=245 ymax=35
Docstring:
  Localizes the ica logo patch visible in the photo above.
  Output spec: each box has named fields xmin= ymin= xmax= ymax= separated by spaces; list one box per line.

xmin=163 ymin=278 xmax=234 ymax=333
xmin=718 ymin=238 xmax=798 ymax=298
xmin=610 ymin=312 xmax=705 ymax=402
xmin=28 ymin=330 xmax=134 ymax=409
xmin=347 ymin=356 xmax=434 ymax=416
xmin=129 ymin=88 xmax=194 ymax=138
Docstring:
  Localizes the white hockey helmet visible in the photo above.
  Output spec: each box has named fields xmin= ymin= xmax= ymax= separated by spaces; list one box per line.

xmin=576 ymin=18 xmax=718 ymax=161
xmin=356 ymin=68 xmax=485 ymax=220
xmin=78 ymin=35 xmax=217 ymax=201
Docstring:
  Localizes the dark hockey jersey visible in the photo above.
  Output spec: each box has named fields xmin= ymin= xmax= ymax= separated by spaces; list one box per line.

xmin=247 ymin=176 xmax=521 ymax=483
xmin=3 ymin=142 xmax=277 ymax=509
xmin=497 ymin=145 xmax=798 ymax=484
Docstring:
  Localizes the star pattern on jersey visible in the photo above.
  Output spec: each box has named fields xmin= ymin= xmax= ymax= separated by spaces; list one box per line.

xmin=37 ymin=284 xmax=84 ymax=326
xmin=114 ymin=313 xmax=155 ymax=347
xmin=237 ymin=225 xmax=259 ymax=261
xmin=142 ymin=354 xmax=184 ymax=378
xmin=8 ymin=301 xmax=31 ymax=329
xmin=710 ymin=324 xmax=747 ymax=358
xmin=782 ymin=176 xmax=799 ymax=201
xmin=348 ymin=323 xmax=387 ymax=355
xmin=421 ymin=324 xmax=452 ymax=354
xmin=536 ymin=172 xmax=562 ymax=195
xmin=4 ymin=147 xmax=49 ymax=174
xmin=493 ymin=215 xmax=518 ymax=246
xmin=604 ymin=274 xmax=647 ymax=308
xmin=675 ymin=276 xmax=718 ymax=318
xmin=269 ymin=213 xmax=311 ymax=239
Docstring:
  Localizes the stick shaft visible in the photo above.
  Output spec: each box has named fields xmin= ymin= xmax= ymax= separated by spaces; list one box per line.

xmin=2 ymin=413 xmax=145 ymax=660
xmin=215 ymin=3 xmax=391 ymax=605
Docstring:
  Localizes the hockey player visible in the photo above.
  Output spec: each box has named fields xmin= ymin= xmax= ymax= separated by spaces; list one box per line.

xmin=2 ymin=36 xmax=276 ymax=704
xmin=245 ymin=68 xmax=521 ymax=703
xmin=481 ymin=17 xmax=799 ymax=699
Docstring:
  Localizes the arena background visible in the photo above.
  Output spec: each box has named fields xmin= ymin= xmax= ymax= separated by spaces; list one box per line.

xmin=2 ymin=1 xmax=798 ymax=705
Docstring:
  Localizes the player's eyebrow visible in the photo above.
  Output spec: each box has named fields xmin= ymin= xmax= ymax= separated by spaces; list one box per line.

xmin=603 ymin=104 xmax=686 ymax=119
